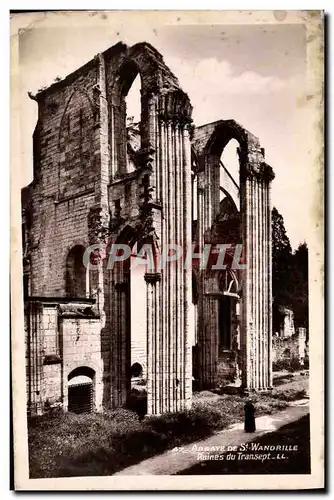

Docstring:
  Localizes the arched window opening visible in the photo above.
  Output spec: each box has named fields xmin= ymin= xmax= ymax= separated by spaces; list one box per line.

xmin=220 ymin=139 xmax=240 ymax=210
xmin=68 ymin=366 xmax=95 ymax=414
xmin=118 ymin=62 xmax=142 ymax=174
xmin=126 ymin=73 xmax=141 ymax=125
xmin=218 ymin=268 xmax=240 ymax=297
xmin=65 ymin=245 xmax=86 ymax=298
xmin=126 ymin=75 xmax=141 ymax=173
xmin=219 ymin=190 xmax=239 ymax=216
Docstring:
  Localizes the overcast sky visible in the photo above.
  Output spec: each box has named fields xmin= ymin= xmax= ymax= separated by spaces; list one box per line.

xmin=17 ymin=12 xmax=312 ymax=249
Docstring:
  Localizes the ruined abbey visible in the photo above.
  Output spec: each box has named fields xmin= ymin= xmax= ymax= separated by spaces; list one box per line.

xmin=22 ymin=42 xmax=275 ymax=416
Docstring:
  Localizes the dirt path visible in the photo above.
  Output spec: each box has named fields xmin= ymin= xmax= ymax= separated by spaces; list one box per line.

xmin=113 ymin=400 xmax=309 ymax=476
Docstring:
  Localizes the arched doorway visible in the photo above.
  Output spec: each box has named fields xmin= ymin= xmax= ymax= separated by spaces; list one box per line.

xmin=110 ymin=226 xmax=151 ymax=408
xmin=131 ymin=362 xmax=143 ymax=378
xmin=130 ymin=243 xmax=147 ymax=386
xmin=68 ymin=367 xmax=95 ymax=414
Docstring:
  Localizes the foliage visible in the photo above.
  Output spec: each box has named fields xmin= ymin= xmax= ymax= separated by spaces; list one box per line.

xmin=288 ymin=242 xmax=309 ymax=329
xmin=272 ymin=207 xmax=292 ymax=261
xmin=272 ymin=388 xmax=307 ymax=402
xmin=272 ymin=207 xmax=292 ymax=328
xmin=271 ymin=207 xmax=309 ymax=331
xmin=271 ymin=372 xmax=308 ymax=401
xmin=28 ymin=383 xmax=295 ymax=479
xmin=273 ymin=357 xmax=309 ymax=373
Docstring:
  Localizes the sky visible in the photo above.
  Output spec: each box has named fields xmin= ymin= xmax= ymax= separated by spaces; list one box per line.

xmin=17 ymin=12 xmax=313 ymax=250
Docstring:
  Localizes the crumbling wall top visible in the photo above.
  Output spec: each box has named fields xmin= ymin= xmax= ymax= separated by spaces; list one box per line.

xmin=29 ymin=41 xmax=182 ymax=102
xmin=192 ymin=119 xmax=260 ymax=157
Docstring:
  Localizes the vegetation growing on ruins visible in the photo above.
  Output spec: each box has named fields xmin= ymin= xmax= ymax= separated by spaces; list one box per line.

xmin=28 ymin=373 xmax=308 ymax=478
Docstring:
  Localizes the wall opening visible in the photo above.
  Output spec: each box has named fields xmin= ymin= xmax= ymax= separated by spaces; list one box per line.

xmin=220 ymin=139 xmax=240 ymax=210
xmin=219 ymin=296 xmax=232 ymax=351
xmin=191 ymin=274 xmax=198 ymax=347
xmin=118 ymin=62 xmax=142 ymax=174
xmin=131 ymin=362 xmax=143 ymax=378
xmin=23 ymin=274 xmax=29 ymax=298
xmin=126 ymin=73 xmax=141 ymax=125
xmin=68 ymin=366 xmax=95 ymax=414
xmin=65 ymin=245 xmax=86 ymax=298
xmin=130 ymin=246 xmax=147 ymax=385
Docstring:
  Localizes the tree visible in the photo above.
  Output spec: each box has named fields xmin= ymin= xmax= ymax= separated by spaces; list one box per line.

xmin=288 ymin=242 xmax=309 ymax=329
xmin=272 ymin=207 xmax=292 ymax=310
xmin=271 ymin=207 xmax=309 ymax=333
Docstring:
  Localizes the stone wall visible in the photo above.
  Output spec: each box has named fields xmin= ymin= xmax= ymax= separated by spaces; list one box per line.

xmin=23 ymin=41 xmax=194 ymax=416
xmin=23 ymin=58 xmax=102 ymax=298
xmin=25 ymin=299 xmax=102 ymax=413
xmin=61 ymin=315 xmax=104 ymax=411
xmin=23 ymin=40 xmax=275 ymax=415
xmin=272 ymin=327 xmax=308 ymax=368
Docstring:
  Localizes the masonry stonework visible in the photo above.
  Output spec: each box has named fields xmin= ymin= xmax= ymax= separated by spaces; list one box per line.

xmin=22 ymin=41 xmax=275 ymax=416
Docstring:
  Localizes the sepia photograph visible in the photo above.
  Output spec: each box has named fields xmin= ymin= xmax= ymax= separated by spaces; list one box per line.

xmin=10 ymin=9 xmax=324 ymax=490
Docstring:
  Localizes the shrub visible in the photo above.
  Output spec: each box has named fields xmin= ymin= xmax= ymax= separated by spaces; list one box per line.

xmin=289 ymin=358 xmax=302 ymax=372
xmin=272 ymin=387 xmax=307 ymax=402
xmin=190 ymin=404 xmax=228 ymax=429
xmin=273 ymin=359 xmax=291 ymax=372
xmin=102 ymin=407 xmax=140 ymax=425
xmin=255 ymin=400 xmax=288 ymax=414
xmin=118 ymin=428 xmax=164 ymax=456
xmin=193 ymin=390 xmax=217 ymax=399
xmin=273 ymin=358 xmax=303 ymax=372
xmin=29 ymin=374 xmax=308 ymax=478
xmin=273 ymin=373 xmax=294 ymax=386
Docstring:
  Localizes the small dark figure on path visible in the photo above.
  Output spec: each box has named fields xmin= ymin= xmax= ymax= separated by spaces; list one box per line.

xmin=244 ymin=401 xmax=256 ymax=432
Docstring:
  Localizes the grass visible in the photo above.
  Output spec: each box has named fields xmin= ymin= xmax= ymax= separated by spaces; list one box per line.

xmin=271 ymin=372 xmax=309 ymax=401
xmin=28 ymin=373 xmax=308 ymax=478
xmin=29 ymin=406 xmax=224 ymax=478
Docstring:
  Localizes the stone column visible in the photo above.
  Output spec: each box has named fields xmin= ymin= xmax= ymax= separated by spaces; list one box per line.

xmin=27 ymin=301 xmax=44 ymax=415
xmin=267 ymin=180 xmax=273 ymax=387
xmin=234 ymin=298 xmax=242 ymax=384
xmin=148 ymin=90 xmax=192 ymax=414
xmin=182 ymin=124 xmax=193 ymax=409
xmin=210 ymin=155 xmax=221 ymax=222
xmin=240 ymin=146 xmax=275 ymax=391
xmin=145 ymin=272 xmax=161 ymax=415
xmin=110 ymin=279 xmax=130 ymax=407
xmin=199 ymin=295 xmax=219 ymax=388
xmin=96 ymin=53 xmax=109 ymax=208
xmin=195 ymin=151 xmax=220 ymax=390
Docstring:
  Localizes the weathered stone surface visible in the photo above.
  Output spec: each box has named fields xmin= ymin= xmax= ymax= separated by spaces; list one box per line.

xmin=23 ymin=41 xmax=274 ymax=416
